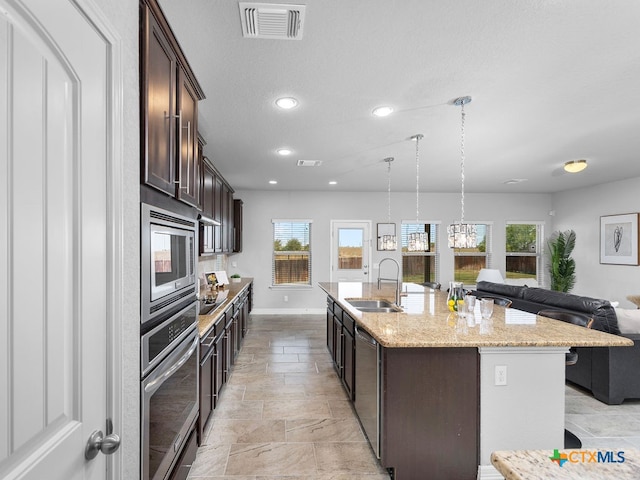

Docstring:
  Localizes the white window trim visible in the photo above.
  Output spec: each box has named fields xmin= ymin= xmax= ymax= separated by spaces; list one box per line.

xmin=271 ymin=219 xmax=313 ymax=288
xmin=505 ymin=221 xmax=544 ymax=286
xmin=400 ymin=221 xmax=440 ymax=283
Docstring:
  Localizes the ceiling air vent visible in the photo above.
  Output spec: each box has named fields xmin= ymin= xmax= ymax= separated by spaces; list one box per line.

xmin=297 ymin=160 xmax=322 ymax=167
xmin=239 ymin=3 xmax=306 ymax=40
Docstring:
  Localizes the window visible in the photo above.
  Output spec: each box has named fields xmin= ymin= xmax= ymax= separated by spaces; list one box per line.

xmin=401 ymin=223 xmax=439 ymax=284
xmin=453 ymin=224 xmax=491 ymax=285
xmin=505 ymin=222 xmax=543 ymax=285
xmin=272 ymin=220 xmax=312 ymax=286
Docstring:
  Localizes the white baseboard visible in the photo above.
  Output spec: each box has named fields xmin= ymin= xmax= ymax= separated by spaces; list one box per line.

xmin=250 ymin=308 xmax=326 ymax=315
xmin=477 ymin=464 xmax=504 ymax=480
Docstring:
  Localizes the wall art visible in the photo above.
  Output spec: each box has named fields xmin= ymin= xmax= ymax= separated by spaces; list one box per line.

xmin=600 ymin=213 xmax=639 ymax=265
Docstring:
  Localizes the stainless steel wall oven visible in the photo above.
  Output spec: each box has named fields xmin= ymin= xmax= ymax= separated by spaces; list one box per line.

xmin=141 ymin=300 xmax=199 ymax=480
xmin=141 ymin=202 xmax=199 ymax=479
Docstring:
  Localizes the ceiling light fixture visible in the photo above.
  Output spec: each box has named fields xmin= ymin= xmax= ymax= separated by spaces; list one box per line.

xmin=329 ymin=181 xmax=337 ymax=185
xmin=277 ymin=148 xmax=292 ymax=156
xmin=564 ymin=159 xmax=588 ymax=173
xmin=372 ymin=106 xmax=394 ymax=117
xmin=447 ymin=96 xmax=478 ymax=249
xmin=378 ymin=157 xmax=397 ymax=251
xmin=275 ymin=97 xmax=298 ymax=109
xmin=269 ymin=180 xmax=278 ymax=184
xmin=408 ymin=134 xmax=429 ymax=252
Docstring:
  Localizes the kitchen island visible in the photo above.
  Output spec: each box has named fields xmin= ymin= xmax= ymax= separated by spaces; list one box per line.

xmin=319 ymin=282 xmax=632 ymax=480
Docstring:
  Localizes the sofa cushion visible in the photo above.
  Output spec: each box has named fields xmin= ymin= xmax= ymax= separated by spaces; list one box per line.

xmin=615 ymin=308 xmax=640 ymax=334
xmin=523 ymin=287 xmax=620 ymax=335
xmin=476 ymin=281 xmax=525 ymax=299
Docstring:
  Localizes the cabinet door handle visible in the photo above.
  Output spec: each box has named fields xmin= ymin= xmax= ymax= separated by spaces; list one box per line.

xmin=180 ymin=119 xmax=191 ymax=191
xmin=173 ymin=109 xmax=184 ymax=188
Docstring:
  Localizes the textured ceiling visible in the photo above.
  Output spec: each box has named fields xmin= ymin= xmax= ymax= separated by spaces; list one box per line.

xmin=158 ymin=0 xmax=640 ymax=194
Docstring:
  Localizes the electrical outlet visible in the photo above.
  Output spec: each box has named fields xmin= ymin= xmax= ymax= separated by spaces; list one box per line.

xmin=283 ymin=295 xmax=288 ymax=302
xmin=495 ymin=365 xmax=507 ymax=386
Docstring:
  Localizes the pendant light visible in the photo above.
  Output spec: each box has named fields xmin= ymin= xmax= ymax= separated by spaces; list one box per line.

xmin=378 ymin=157 xmax=397 ymax=251
xmin=447 ymin=96 xmax=478 ymax=249
xmin=408 ymin=134 xmax=429 ymax=252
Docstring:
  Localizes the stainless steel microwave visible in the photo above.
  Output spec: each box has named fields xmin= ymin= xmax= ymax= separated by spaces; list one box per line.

xmin=141 ymin=203 xmax=197 ymax=325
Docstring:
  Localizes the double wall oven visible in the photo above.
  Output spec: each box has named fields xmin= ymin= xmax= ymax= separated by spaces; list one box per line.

xmin=141 ymin=203 xmax=199 ymax=480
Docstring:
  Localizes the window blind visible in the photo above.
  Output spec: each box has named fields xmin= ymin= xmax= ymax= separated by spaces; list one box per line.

xmin=272 ymin=220 xmax=312 ymax=286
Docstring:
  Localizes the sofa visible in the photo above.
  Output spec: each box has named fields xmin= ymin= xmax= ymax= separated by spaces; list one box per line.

xmin=471 ymin=281 xmax=640 ymax=405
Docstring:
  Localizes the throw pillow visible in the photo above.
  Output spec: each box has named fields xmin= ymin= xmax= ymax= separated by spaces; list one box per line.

xmin=615 ymin=308 xmax=640 ymax=334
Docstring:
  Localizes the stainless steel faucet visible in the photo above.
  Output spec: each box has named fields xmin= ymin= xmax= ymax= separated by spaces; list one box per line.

xmin=377 ymin=257 xmax=401 ymax=305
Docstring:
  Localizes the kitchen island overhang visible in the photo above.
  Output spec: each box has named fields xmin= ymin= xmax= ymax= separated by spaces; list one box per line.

xmin=319 ymin=282 xmax=632 ymax=480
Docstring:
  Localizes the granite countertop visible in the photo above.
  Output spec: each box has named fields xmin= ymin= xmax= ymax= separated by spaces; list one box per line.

xmin=198 ymin=278 xmax=253 ymax=337
xmin=491 ymin=449 xmax=640 ymax=479
xmin=318 ymin=282 xmax=633 ymax=349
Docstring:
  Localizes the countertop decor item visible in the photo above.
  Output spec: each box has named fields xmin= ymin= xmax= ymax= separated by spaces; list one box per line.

xmin=447 ymin=96 xmax=478 ymax=249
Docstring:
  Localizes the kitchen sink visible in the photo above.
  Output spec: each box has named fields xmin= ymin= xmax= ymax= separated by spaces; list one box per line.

xmin=347 ymin=299 xmax=402 ymax=313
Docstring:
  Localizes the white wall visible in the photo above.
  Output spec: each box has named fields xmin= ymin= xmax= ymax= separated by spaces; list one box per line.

xmin=551 ymin=176 xmax=640 ymax=308
xmin=232 ymin=190 xmax=553 ymax=312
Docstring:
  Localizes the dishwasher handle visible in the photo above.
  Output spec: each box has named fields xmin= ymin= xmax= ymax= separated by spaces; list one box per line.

xmin=355 ymin=325 xmax=378 ymax=348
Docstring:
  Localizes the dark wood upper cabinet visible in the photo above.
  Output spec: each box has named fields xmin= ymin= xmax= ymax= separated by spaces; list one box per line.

xmin=176 ymin=72 xmax=201 ymax=207
xmin=233 ymin=199 xmax=243 ymax=253
xmin=141 ymin=0 xmax=205 ymax=206
xmin=142 ymin=10 xmax=176 ymax=194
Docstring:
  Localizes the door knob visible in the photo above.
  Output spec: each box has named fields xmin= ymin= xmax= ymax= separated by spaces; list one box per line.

xmin=85 ymin=430 xmax=121 ymax=460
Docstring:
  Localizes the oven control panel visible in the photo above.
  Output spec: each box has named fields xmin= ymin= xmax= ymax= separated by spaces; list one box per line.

xmin=142 ymin=301 xmax=197 ymax=377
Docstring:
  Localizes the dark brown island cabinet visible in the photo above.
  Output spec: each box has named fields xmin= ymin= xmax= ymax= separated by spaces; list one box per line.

xmin=326 ymin=295 xmax=480 ymax=480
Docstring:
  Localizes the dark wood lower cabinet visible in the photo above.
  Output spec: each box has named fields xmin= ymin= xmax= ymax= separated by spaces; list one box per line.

xmin=198 ymin=283 xmax=253 ymax=450
xmin=169 ymin=428 xmax=198 ymax=480
xmin=198 ymin=348 xmax=213 ymax=441
xmin=213 ymin=331 xmax=224 ymax=408
xmin=380 ymin=347 xmax=479 ymax=480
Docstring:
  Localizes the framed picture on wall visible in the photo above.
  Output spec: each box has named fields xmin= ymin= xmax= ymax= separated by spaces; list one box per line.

xmin=600 ymin=213 xmax=639 ymax=265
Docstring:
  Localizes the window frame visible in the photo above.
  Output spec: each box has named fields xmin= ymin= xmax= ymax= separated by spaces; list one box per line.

xmin=271 ymin=219 xmax=313 ymax=288
xmin=400 ymin=221 xmax=440 ymax=285
xmin=452 ymin=222 xmax=492 ymax=287
xmin=505 ymin=221 xmax=544 ymax=286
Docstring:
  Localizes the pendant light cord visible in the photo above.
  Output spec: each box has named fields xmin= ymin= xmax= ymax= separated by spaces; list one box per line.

xmin=413 ymin=134 xmax=424 ymax=225
xmin=387 ymin=159 xmax=392 ymax=223
xmin=460 ymin=102 xmax=466 ymax=224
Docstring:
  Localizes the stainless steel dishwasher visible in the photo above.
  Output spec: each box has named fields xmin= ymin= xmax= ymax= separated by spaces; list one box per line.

xmin=354 ymin=324 xmax=380 ymax=458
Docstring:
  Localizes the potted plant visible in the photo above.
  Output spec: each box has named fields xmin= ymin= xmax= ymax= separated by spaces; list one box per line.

xmin=547 ymin=230 xmax=576 ymax=292
xmin=230 ymin=273 xmax=241 ymax=283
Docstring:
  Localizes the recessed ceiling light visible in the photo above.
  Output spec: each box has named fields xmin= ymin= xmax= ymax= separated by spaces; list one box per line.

xmin=277 ymin=148 xmax=292 ymax=156
xmin=275 ymin=97 xmax=298 ymax=109
xmin=269 ymin=180 xmax=278 ymax=185
xmin=329 ymin=181 xmax=337 ymax=185
xmin=372 ymin=106 xmax=394 ymax=117
xmin=564 ymin=159 xmax=588 ymax=173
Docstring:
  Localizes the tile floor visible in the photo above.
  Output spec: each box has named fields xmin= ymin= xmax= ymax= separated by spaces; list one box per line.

xmin=188 ymin=314 xmax=640 ymax=479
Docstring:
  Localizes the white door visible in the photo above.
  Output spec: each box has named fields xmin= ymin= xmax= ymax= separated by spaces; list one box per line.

xmin=0 ymin=1 xmax=119 ymax=479
xmin=331 ymin=221 xmax=371 ymax=282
